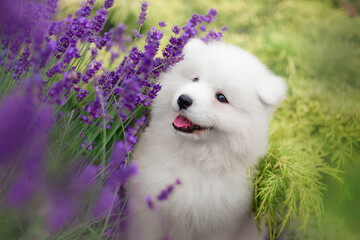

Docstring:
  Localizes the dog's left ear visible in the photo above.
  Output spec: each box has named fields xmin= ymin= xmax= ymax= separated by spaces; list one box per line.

xmin=256 ymin=74 xmax=287 ymax=106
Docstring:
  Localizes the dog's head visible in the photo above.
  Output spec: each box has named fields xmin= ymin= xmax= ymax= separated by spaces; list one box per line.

xmin=151 ymin=39 xmax=286 ymax=157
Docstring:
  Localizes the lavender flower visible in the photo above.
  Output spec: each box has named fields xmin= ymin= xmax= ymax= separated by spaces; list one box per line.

xmin=133 ymin=29 xmax=144 ymax=38
xmin=46 ymin=196 xmax=76 ymax=232
xmin=12 ymin=48 xmax=32 ymax=80
xmin=76 ymin=88 xmax=89 ymax=102
xmin=63 ymin=47 xmax=81 ymax=64
xmin=110 ymin=51 xmax=120 ymax=64
xmin=82 ymin=61 xmax=103 ymax=83
xmin=159 ymin=21 xmax=167 ymax=27
xmin=1 ymin=82 xmax=53 ymax=207
xmin=45 ymin=0 xmax=59 ymax=20
xmin=112 ymin=23 xmax=130 ymax=52
xmin=201 ymin=26 xmax=228 ymax=43
xmin=95 ymin=29 xmax=113 ymax=50
xmin=91 ymin=7 xmax=109 ymax=33
xmin=90 ymin=47 xmax=98 ymax=58
xmin=76 ymin=0 xmax=95 ymax=18
xmin=104 ymin=0 xmax=114 ymax=9
xmin=137 ymin=1 xmax=149 ymax=26
xmin=172 ymin=25 xmax=181 ymax=34
xmin=93 ymin=187 xmax=117 ymax=219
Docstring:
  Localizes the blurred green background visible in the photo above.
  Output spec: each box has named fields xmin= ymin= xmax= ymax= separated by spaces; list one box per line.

xmin=56 ymin=0 xmax=360 ymax=239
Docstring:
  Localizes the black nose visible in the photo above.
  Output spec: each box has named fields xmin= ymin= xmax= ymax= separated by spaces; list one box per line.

xmin=177 ymin=94 xmax=193 ymax=110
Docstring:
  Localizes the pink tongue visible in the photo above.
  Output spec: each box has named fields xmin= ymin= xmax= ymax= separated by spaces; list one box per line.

xmin=174 ymin=115 xmax=193 ymax=128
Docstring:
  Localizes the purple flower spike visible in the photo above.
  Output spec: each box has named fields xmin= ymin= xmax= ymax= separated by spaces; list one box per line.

xmin=93 ymin=187 xmax=117 ymax=219
xmin=91 ymin=7 xmax=109 ymax=33
xmin=172 ymin=25 xmax=180 ymax=34
xmin=46 ymin=196 xmax=76 ymax=233
xmin=137 ymin=1 xmax=149 ymax=26
xmin=74 ymin=165 xmax=97 ymax=191
xmin=118 ymin=163 xmax=138 ymax=184
xmin=201 ymin=27 xmax=226 ymax=43
xmin=12 ymin=48 xmax=31 ymax=80
xmin=104 ymin=0 xmax=114 ymax=9
xmin=133 ymin=29 xmax=144 ymax=38
xmin=76 ymin=0 xmax=95 ymax=17
xmin=6 ymin=173 xmax=38 ymax=207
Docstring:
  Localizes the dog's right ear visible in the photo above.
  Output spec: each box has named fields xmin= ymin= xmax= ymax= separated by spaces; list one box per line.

xmin=256 ymin=74 xmax=287 ymax=107
xmin=183 ymin=38 xmax=205 ymax=55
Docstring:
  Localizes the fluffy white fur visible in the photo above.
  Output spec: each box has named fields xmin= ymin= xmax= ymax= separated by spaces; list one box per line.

xmin=128 ymin=39 xmax=286 ymax=240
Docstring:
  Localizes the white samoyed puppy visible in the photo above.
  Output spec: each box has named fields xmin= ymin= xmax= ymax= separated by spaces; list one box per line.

xmin=128 ymin=39 xmax=286 ymax=240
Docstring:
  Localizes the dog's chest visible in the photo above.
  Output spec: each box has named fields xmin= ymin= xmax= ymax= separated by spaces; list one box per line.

xmin=157 ymin=164 xmax=252 ymax=233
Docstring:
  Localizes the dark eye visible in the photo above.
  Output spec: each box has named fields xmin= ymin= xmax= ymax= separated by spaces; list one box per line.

xmin=193 ymin=77 xmax=199 ymax=82
xmin=216 ymin=93 xmax=228 ymax=103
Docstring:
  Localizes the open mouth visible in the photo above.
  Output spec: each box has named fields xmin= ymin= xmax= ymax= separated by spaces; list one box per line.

xmin=172 ymin=115 xmax=211 ymax=134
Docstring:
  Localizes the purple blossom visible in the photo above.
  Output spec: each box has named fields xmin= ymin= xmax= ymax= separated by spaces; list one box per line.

xmin=201 ymin=27 xmax=227 ymax=43
xmin=137 ymin=1 xmax=149 ymax=26
xmin=82 ymin=61 xmax=103 ymax=83
xmin=110 ymin=51 xmax=120 ymax=64
xmin=95 ymin=29 xmax=113 ymax=50
xmin=76 ymin=0 xmax=95 ymax=17
xmin=103 ymin=229 xmax=112 ymax=237
xmin=76 ymin=88 xmax=89 ymax=102
xmin=48 ymin=71 xmax=75 ymax=104
xmin=1 ymin=83 xmax=53 ymax=206
xmin=172 ymin=25 xmax=181 ymax=34
xmin=202 ymin=8 xmax=218 ymax=22
xmin=146 ymin=195 xmax=154 ymax=209
xmin=138 ymin=27 xmax=164 ymax=74
xmin=145 ymin=179 xmax=181 ymax=210
xmin=133 ymin=29 xmax=144 ymax=38
xmin=93 ymin=187 xmax=117 ymax=219
xmin=45 ymin=0 xmax=59 ymax=19
xmin=157 ymin=184 xmax=175 ymax=201
xmin=129 ymin=47 xmax=144 ymax=64
xmin=109 ymin=141 xmax=128 ymax=168
xmin=90 ymin=47 xmax=98 ymax=58
xmin=199 ymin=25 xmax=207 ymax=32
xmin=33 ymin=40 xmax=57 ymax=70
xmin=159 ymin=21 xmax=167 ymax=27
xmin=161 ymin=10 xmax=222 ymax=69
xmin=91 ymin=7 xmax=109 ymax=33
xmin=73 ymin=165 xmax=97 ymax=191
xmin=63 ymin=47 xmax=81 ymax=64
xmin=45 ymin=196 xmax=76 ymax=232
xmin=111 ymin=23 xmax=130 ymax=52
xmin=46 ymin=62 xmax=64 ymax=78
xmin=104 ymin=0 xmax=114 ymax=9
xmin=12 ymin=48 xmax=32 ymax=80
xmin=6 ymin=173 xmax=39 ymax=206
